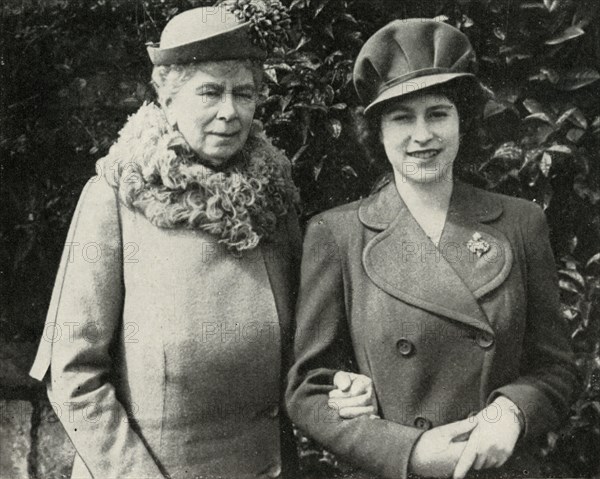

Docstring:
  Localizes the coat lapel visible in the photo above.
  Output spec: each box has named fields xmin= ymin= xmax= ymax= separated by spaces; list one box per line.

xmin=440 ymin=182 xmax=513 ymax=300
xmin=360 ymin=181 xmax=512 ymax=333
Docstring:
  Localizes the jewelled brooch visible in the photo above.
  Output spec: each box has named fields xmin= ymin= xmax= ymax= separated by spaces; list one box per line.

xmin=467 ymin=232 xmax=490 ymax=257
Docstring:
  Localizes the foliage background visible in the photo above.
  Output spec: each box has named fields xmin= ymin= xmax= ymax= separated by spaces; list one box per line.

xmin=1 ymin=0 xmax=599 ymax=476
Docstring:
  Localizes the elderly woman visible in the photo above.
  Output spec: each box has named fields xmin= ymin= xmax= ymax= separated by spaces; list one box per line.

xmin=28 ymin=5 xmax=371 ymax=479
xmin=286 ymin=19 xmax=579 ymax=479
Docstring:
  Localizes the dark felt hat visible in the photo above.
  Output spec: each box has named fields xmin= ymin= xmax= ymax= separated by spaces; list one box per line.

xmin=147 ymin=6 xmax=266 ymax=65
xmin=354 ymin=19 xmax=479 ymax=115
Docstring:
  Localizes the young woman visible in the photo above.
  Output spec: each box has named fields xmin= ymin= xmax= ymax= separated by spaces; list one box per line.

xmin=287 ymin=18 xmax=578 ymax=479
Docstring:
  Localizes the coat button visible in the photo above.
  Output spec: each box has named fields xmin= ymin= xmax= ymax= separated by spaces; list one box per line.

xmin=414 ymin=416 xmax=432 ymax=430
xmin=476 ymin=332 xmax=495 ymax=349
xmin=264 ymin=463 xmax=282 ymax=478
xmin=396 ymin=338 xmax=414 ymax=356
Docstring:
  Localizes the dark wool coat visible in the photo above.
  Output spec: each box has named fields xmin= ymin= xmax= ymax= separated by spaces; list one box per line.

xmin=30 ymin=176 xmax=301 ymax=479
xmin=286 ymin=180 xmax=579 ymax=479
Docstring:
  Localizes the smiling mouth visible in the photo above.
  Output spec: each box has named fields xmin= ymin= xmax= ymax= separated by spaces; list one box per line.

xmin=407 ymin=149 xmax=441 ymax=160
xmin=210 ymin=132 xmax=239 ymax=138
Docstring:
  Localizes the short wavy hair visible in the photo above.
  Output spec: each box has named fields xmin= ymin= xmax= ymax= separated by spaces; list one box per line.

xmin=356 ymin=77 xmax=491 ymax=179
xmin=151 ymin=59 xmax=264 ymax=108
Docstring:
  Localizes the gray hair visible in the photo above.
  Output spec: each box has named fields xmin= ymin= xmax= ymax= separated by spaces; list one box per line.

xmin=151 ymin=59 xmax=263 ymax=107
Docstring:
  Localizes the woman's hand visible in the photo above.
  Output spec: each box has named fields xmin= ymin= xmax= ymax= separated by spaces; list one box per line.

xmin=453 ymin=396 xmax=523 ymax=479
xmin=409 ymin=418 xmax=477 ymax=478
xmin=327 ymin=371 xmax=378 ymax=419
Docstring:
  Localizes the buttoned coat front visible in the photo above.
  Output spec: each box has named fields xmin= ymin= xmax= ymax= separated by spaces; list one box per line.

xmin=286 ymin=180 xmax=578 ymax=479
xmin=30 ymin=176 xmax=301 ymax=479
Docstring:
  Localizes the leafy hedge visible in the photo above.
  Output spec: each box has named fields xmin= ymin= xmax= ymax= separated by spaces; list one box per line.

xmin=1 ymin=0 xmax=598 ymax=476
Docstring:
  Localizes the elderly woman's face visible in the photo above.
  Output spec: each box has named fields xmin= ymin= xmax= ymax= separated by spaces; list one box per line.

xmin=166 ymin=63 xmax=257 ymax=167
xmin=380 ymin=93 xmax=460 ymax=185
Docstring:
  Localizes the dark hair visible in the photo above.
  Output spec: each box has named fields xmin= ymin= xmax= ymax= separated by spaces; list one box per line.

xmin=356 ymin=77 xmax=491 ymax=181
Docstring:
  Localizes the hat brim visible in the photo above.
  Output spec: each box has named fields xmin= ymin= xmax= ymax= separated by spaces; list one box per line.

xmin=147 ymin=22 xmax=266 ymax=65
xmin=364 ymin=72 xmax=477 ymax=115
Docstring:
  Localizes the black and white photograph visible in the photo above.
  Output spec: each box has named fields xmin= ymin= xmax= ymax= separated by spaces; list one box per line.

xmin=1 ymin=1 xmax=599 ymax=478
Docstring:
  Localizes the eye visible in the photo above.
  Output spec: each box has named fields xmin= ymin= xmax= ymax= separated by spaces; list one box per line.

xmin=429 ymin=110 xmax=450 ymax=120
xmin=390 ymin=114 xmax=412 ymax=122
xmin=233 ymin=90 xmax=257 ymax=103
xmin=198 ymin=88 xmax=221 ymax=99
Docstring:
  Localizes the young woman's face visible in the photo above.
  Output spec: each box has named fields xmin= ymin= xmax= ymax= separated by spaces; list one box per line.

xmin=379 ymin=93 xmax=460 ymax=185
xmin=166 ymin=63 xmax=257 ymax=168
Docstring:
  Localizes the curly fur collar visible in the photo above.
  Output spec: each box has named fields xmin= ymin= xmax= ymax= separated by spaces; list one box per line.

xmin=97 ymin=103 xmax=299 ymax=252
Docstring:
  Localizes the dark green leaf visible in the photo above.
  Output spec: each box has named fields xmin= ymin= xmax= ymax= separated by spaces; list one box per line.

xmin=270 ymin=63 xmax=294 ymax=72
xmin=341 ymin=165 xmax=358 ymax=177
xmin=560 ymin=278 xmax=583 ymax=295
xmin=568 ymin=109 xmax=588 ymax=129
xmin=324 ymin=85 xmax=335 ymax=104
xmin=591 ymin=116 xmax=600 ymax=135
xmin=281 ymin=94 xmax=293 ymax=112
xmin=339 ymin=13 xmax=358 ymax=24
xmin=506 ymin=52 xmax=533 ymax=64
xmin=483 ymin=100 xmax=508 ymax=119
xmin=264 ymin=68 xmax=278 ymax=84
xmin=290 ymin=0 xmax=307 ymax=9
xmin=547 ymin=144 xmax=572 ymax=154
xmin=566 ymin=128 xmax=585 ymax=143
xmin=556 ymin=107 xmax=588 ymax=129
xmin=559 ymin=269 xmax=586 ymax=289
xmin=323 ymin=23 xmax=334 ymax=39
xmin=493 ymin=26 xmax=506 ymax=40
xmin=562 ymin=257 xmax=579 ymax=271
xmin=522 ymin=122 xmax=555 ymax=147
xmin=555 ymin=67 xmax=600 ymax=91
xmin=540 ymin=152 xmax=552 ymax=176
xmin=492 ymin=142 xmax=523 ymax=161
xmin=291 ymin=144 xmax=309 ymax=164
xmin=586 ymin=253 xmax=600 ymax=269
xmin=523 ymin=98 xmax=546 ymax=115
xmin=295 ymin=35 xmax=311 ymax=51
xmin=520 ymin=2 xmax=548 ymax=9
xmin=561 ymin=304 xmax=579 ymax=321
xmin=545 ymin=26 xmax=585 ymax=45
xmin=313 ymin=0 xmax=330 ymax=17
xmin=313 ymin=157 xmax=325 ymax=180
xmin=529 ymin=68 xmax=560 ymax=84
xmin=327 ymin=118 xmax=342 ymax=138
xmin=523 ymin=112 xmax=555 ymax=125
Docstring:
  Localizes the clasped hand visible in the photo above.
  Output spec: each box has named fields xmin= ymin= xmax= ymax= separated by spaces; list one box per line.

xmin=410 ymin=396 xmax=523 ymax=478
xmin=328 ymin=371 xmax=378 ymax=419
xmin=452 ymin=396 xmax=523 ymax=479
xmin=327 ymin=374 xmax=522 ymax=478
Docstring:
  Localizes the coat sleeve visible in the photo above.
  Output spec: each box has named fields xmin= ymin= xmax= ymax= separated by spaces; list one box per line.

xmin=488 ymin=204 xmax=579 ymax=439
xmin=29 ymin=177 xmax=165 ymax=479
xmin=285 ymin=216 xmax=425 ymax=479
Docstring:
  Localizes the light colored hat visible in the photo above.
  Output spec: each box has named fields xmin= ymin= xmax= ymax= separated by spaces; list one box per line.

xmin=147 ymin=6 xmax=266 ymax=65
xmin=354 ymin=19 xmax=480 ymax=115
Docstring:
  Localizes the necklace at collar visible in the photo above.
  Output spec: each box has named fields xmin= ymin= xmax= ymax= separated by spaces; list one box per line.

xmin=97 ymin=103 xmax=299 ymax=253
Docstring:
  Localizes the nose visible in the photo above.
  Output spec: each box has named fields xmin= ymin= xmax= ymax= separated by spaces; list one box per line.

xmin=411 ymin=117 xmax=434 ymax=144
xmin=216 ymin=93 xmax=238 ymax=121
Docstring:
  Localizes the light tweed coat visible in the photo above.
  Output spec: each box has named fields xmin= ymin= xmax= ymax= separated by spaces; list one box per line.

xmin=30 ymin=177 xmax=301 ymax=478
